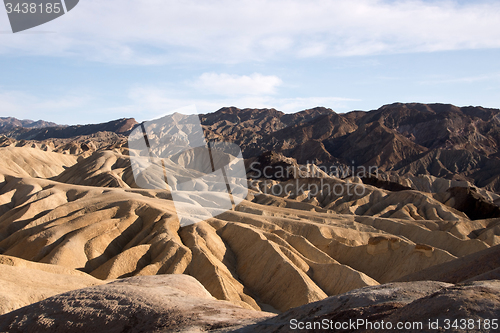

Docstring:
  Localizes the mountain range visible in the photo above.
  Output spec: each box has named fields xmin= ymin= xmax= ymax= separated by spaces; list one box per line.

xmin=201 ymin=103 xmax=500 ymax=192
xmin=0 ymin=117 xmax=58 ymax=134
xmin=3 ymin=102 xmax=500 ymax=192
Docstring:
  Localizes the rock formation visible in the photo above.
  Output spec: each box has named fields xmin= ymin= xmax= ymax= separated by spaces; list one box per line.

xmin=0 ymin=275 xmax=274 ymax=332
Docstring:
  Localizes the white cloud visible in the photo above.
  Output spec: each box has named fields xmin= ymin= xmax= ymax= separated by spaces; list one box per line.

xmin=192 ymin=73 xmax=282 ymax=96
xmin=1 ymin=0 xmax=500 ymax=64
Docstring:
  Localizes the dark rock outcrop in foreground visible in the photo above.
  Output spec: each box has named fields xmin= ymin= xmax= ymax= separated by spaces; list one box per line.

xmin=0 ymin=275 xmax=274 ymax=333
xmin=240 ymin=280 xmax=500 ymax=333
xmin=1 ymin=277 xmax=499 ymax=333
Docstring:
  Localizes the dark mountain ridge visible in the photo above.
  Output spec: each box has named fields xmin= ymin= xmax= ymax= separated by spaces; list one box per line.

xmin=0 ymin=117 xmax=59 ymax=134
xmin=200 ymin=103 xmax=500 ymax=191
xmin=3 ymin=103 xmax=500 ymax=191
xmin=3 ymin=118 xmax=137 ymax=140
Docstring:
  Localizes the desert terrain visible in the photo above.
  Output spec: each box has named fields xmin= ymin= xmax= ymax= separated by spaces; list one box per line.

xmin=0 ymin=103 xmax=499 ymax=332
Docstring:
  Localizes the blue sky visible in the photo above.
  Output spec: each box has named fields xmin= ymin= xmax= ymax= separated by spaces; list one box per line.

xmin=1 ymin=0 xmax=500 ymax=125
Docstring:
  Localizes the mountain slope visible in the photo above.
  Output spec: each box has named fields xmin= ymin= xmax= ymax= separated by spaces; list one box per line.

xmin=4 ymin=118 xmax=137 ymax=140
xmin=0 ymin=117 xmax=58 ymax=135
xmin=4 ymin=103 xmax=500 ymax=191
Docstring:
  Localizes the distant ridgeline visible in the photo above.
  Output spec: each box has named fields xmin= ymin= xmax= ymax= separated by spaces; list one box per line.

xmin=3 ymin=103 xmax=500 ymax=192
xmin=0 ymin=117 xmax=137 ymax=140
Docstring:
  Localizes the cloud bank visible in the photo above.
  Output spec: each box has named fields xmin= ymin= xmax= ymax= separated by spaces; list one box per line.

xmin=1 ymin=0 xmax=500 ymax=64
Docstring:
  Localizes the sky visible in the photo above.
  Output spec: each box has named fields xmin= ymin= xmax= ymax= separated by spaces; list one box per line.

xmin=1 ymin=0 xmax=500 ymax=125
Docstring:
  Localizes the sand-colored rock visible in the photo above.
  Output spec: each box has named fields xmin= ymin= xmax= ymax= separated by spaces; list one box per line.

xmin=218 ymin=222 xmax=327 ymax=312
xmin=54 ymin=151 xmax=135 ymax=188
xmin=180 ymin=222 xmax=262 ymax=311
xmin=0 ymin=147 xmax=77 ymax=178
xmin=0 ymin=143 xmax=499 ymax=314
xmin=353 ymin=215 xmax=488 ymax=257
xmin=220 ymin=205 xmax=461 ymax=283
xmin=398 ymin=244 xmax=500 ymax=284
xmin=0 ymin=260 xmax=104 ymax=315
xmin=52 ymin=149 xmax=472 ymax=222
xmin=0 ymin=172 xmax=496 ymax=312
xmin=252 ymin=177 xmax=468 ymax=221
xmin=0 ymin=254 xmax=99 ymax=277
